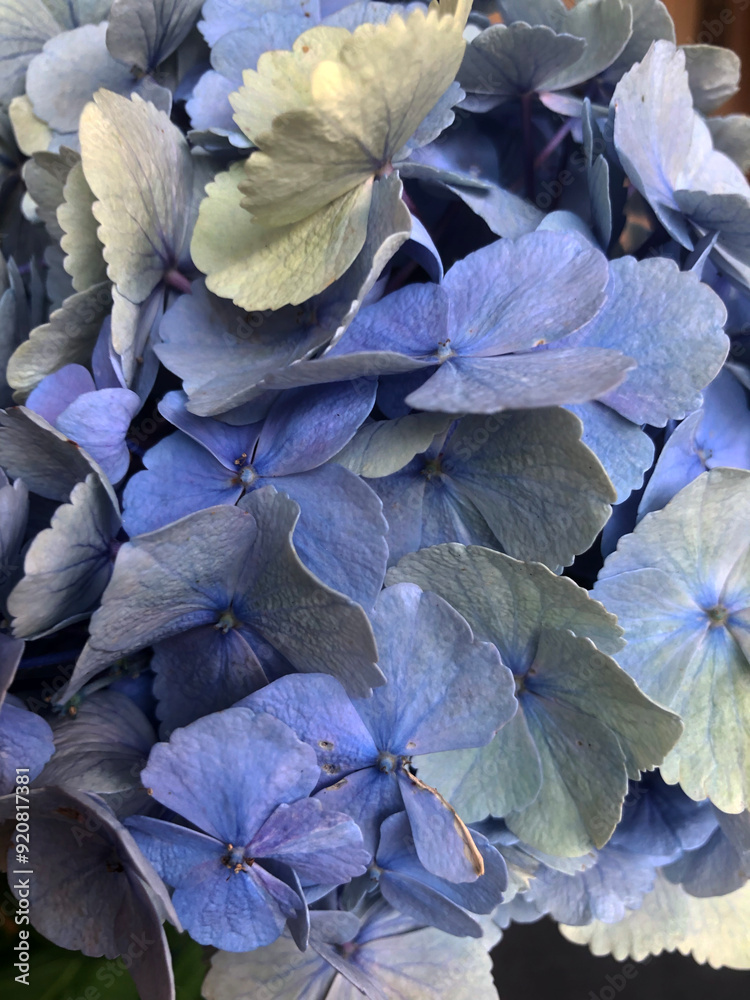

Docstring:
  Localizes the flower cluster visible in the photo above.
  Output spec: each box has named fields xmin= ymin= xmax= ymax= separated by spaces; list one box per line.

xmin=1 ymin=1 xmax=750 ymax=997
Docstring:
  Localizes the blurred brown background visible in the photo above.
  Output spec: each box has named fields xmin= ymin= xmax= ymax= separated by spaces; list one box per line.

xmin=666 ymin=0 xmax=750 ymax=112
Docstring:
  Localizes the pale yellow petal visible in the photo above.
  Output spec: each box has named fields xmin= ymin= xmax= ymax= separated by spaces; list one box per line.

xmin=191 ymin=162 xmax=373 ymax=311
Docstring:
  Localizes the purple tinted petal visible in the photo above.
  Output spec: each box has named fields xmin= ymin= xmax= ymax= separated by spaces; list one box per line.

xmin=122 ymin=432 xmax=243 ymax=536
xmin=250 ymin=797 xmax=369 ymax=883
xmin=26 ymin=364 xmax=95 ymax=424
xmin=255 ymin=381 xmax=377 ymax=476
xmin=159 ymin=390 xmax=262 ymax=468
xmin=141 ymin=707 xmax=319 ymax=844
xmin=240 ymin=673 xmax=379 ymax=776
xmin=2 ymin=788 xmax=175 ymax=958
xmin=56 ymin=388 xmax=141 ymax=484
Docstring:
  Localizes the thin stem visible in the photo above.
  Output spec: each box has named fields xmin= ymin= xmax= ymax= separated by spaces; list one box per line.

xmin=164 ymin=269 xmax=192 ymax=295
xmin=534 ymin=119 xmax=574 ymax=171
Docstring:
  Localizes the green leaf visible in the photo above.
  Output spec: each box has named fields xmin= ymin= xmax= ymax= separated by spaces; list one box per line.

xmin=561 ymin=872 xmax=750 ymax=969
xmin=235 ymin=3 xmax=470 ymax=227
xmin=58 ymin=159 xmax=107 ymax=292
xmin=6 ymin=282 xmax=112 ymax=398
xmin=21 ymin=147 xmax=79 ymax=242
xmin=194 ymin=1 xmax=467 ymax=309
xmin=388 ymin=545 xmax=681 ymax=855
xmin=192 ymin=162 xmax=375 ymax=311
xmin=78 ymin=89 xmax=195 ymax=305
xmin=8 ymin=94 xmax=52 ymax=155
xmin=594 ymin=468 xmax=750 ymax=813
xmin=0 ymin=909 xmax=207 ymax=1000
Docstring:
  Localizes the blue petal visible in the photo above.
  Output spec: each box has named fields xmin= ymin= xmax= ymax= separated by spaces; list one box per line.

xmin=172 ymin=855 xmax=299 ymax=952
xmin=316 ymin=766 xmax=402 ymax=859
xmin=122 ymin=432 xmax=243 ymax=536
xmin=397 ymin=769 xmax=484 ymax=883
xmin=405 ymin=349 xmax=633 ymax=414
xmin=639 ymin=368 xmax=750 ymax=518
xmin=258 ymin=465 xmax=387 ymax=608
xmin=526 ymin=842 xmax=658 ymax=925
xmin=125 ymin=814 xmax=225 ymax=888
xmin=612 ymin=772 xmax=717 ymax=863
xmin=330 ymin=281 xmax=449 ymax=358
xmin=568 ymin=257 xmax=729 ymax=426
xmin=566 ymin=400 xmax=654 ymax=502
xmin=357 ymin=583 xmax=515 ymax=755
xmin=151 ymin=625 xmax=268 ymax=737
xmin=141 ymin=706 xmax=319 ymax=844
xmin=443 ymin=231 xmax=608 ymax=355
xmin=240 ymin=673 xmax=380 ymax=779
xmin=249 ymin=797 xmax=370 ymax=884
xmin=0 ymin=701 xmax=54 ymax=794
xmin=186 ymin=68 xmax=238 ymax=133
xmin=254 ymin=381 xmax=376 ymax=476
xmin=158 ymin=390 xmax=262 ymax=468
xmin=375 ymin=813 xmax=507 ymax=935
xmin=26 ymin=364 xmax=95 ymax=423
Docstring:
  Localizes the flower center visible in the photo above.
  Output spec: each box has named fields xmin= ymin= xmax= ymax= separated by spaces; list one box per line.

xmin=377 ymin=751 xmax=398 ymax=773
xmin=221 ymin=844 xmax=255 ymax=874
xmin=705 ymin=604 xmax=729 ymax=627
xmin=239 ymin=464 xmax=258 ymax=486
xmin=435 ymin=339 xmax=454 ymax=361
xmin=215 ymin=607 xmax=241 ymax=634
xmin=422 ymin=457 xmax=442 ymax=480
